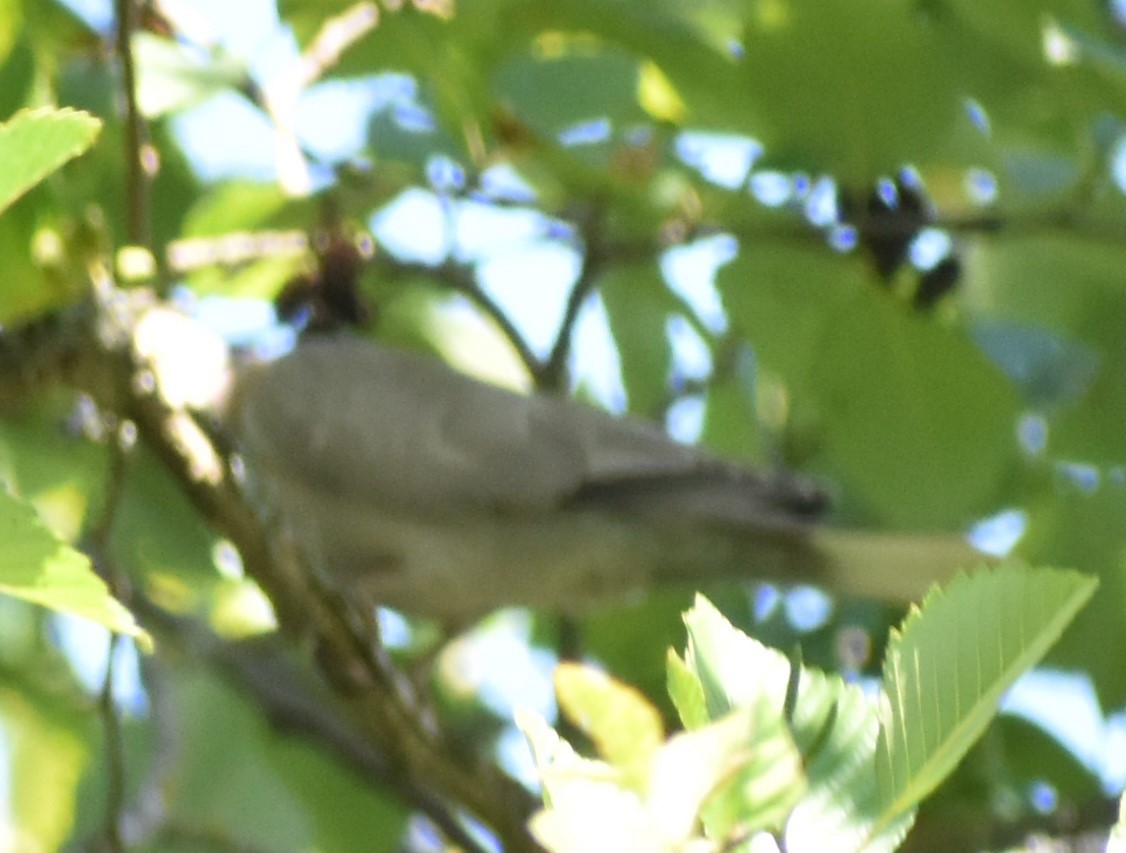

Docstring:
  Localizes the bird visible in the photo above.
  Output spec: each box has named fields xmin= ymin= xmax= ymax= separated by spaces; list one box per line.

xmin=223 ymin=333 xmax=986 ymax=623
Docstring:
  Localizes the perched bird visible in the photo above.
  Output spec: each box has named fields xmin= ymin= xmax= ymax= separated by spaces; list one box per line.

xmin=225 ymin=334 xmax=985 ymax=622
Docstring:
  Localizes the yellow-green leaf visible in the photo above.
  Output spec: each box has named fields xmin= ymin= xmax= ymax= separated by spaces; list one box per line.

xmin=0 ymin=488 xmax=150 ymax=648
xmin=0 ymin=107 xmax=100 ymax=216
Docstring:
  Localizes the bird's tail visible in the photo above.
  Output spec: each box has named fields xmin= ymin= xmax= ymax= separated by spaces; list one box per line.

xmin=812 ymin=528 xmax=992 ymax=602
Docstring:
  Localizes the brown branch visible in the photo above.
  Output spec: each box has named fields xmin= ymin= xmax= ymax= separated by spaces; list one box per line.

xmin=538 ymin=206 xmax=610 ymax=393
xmin=98 ymin=633 xmax=127 ymax=852
xmin=115 ymin=0 xmax=151 ymax=252
xmin=80 ymin=409 xmax=136 ymax=851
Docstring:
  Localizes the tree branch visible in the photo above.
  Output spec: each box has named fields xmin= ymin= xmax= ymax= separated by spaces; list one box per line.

xmin=114 ymin=0 xmax=151 ymax=252
xmin=0 ymin=293 xmax=540 ymax=851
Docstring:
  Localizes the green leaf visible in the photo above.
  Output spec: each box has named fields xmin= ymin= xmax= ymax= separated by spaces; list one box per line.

xmin=493 ymin=48 xmax=647 ymax=138
xmin=0 ymin=107 xmax=100 ymax=217
xmin=133 ymin=32 xmax=248 ymax=118
xmin=681 ymin=593 xmax=791 ymax=720
xmin=784 ymin=675 xmax=913 ymax=853
xmin=0 ymin=487 xmax=149 ymax=647
xmin=170 ymin=667 xmax=407 ymax=850
xmin=520 ymin=698 xmax=806 ymax=850
xmin=719 ymin=247 xmax=1020 ymax=527
xmin=665 ymin=647 xmax=708 ymax=730
xmin=963 ymin=234 xmax=1126 ymax=465
xmin=519 ymin=709 xmax=652 ymax=852
xmin=872 ymin=564 xmax=1097 ymax=837
xmin=0 ymin=686 xmax=93 ymax=851
xmin=694 ymin=698 xmax=806 ymax=837
xmin=553 ymin=661 xmax=664 ymax=788
xmin=600 ymin=262 xmax=676 ymax=417
xmin=679 ymin=596 xmax=905 ymax=851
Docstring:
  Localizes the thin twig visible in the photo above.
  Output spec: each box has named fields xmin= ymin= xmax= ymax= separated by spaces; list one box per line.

xmin=539 ymin=207 xmax=609 ymax=392
xmin=85 ymin=420 xmax=135 ymax=851
xmin=99 ymin=633 xmax=126 ymax=852
xmin=116 ymin=652 xmax=178 ymax=848
xmin=369 ymin=254 xmax=544 ymax=380
xmin=115 ymin=0 xmax=150 ymax=252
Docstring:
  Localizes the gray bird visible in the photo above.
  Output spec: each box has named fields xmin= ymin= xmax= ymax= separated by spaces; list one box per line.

xmin=226 ymin=335 xmax=984 ymax=622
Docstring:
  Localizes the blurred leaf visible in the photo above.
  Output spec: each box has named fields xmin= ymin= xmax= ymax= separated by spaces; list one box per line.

xmin=186 ymin=252 xmax=306 ymax=300
xmin=919 ymin=711 xmax=1102 ymax=829
xmin=554 ymin=661 xmax=664 ymax=788
xmin=0 ymin=34 xmax=36 ymax=118
xmin=367 ymin=105 xmax=459 ymax=170
xmin=0 ymin=107 xmax=100 ymax=216
xmin=600 ymin=262 xmax=675 ymax=417
xmin=970 ymin=318 xmax=1098 ymax=408
xmin=133 ymin=32 xmax=248 ymax=118
xmin=1018 ymin=484 xmax=1126 ymax=706
xmin=665 ymin=647 xmax=708 ymax=730
xmin=181 ymin=180 xmax=295 ymax=237
xmin=699 ymin=355 xmax=763 ymax=464
xmin=963 ymin=234 xmax=1126 ymax=464
xmin=0 ymin=487 xmax=149 ymax=646
xmin=521 ymin=695 xmax=806 ymax=849
xmin=113 ymin=446 xmax=224 ymax=604
xmin=521 ymin=710 xmax=656 ymax=852
xmin=169 ymin=666 xmax=407 ymax=850
xmin=0 ymin=684 xmax=93 ymax=851
xmin=494 ymin=48 xmax=646 ymax=139
xmin=693 ymin=698 xmax=806 ymax=837
xmin=737 ymin=0 xmax=970 ymax=180
xmin=579 ymin=587 xmax=694 ymax=716
xmin=679 ymin=595 xmax=911 ymax=852
xmin=719 ymin=247 xmax=1019 ymax=527
xmin=872 ymin=565 xmax=1096 ymax=837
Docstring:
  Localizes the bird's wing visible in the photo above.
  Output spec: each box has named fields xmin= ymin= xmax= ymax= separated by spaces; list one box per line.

xmin=228 ymin=336 xmax=824 ymax=524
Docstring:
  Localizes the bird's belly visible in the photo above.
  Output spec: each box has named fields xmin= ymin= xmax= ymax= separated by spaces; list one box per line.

xmin=285 ymin=487 xmax=656 ymax=620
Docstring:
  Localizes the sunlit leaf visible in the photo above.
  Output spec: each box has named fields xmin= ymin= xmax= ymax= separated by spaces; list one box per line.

xmin=693 ymin=699 xmax=806 ymax=837
xmin=665 ymin=646 xmax=708 ymax=730
xmin=0 ymin=487 xmax=149 ymax=647
xmin=871 ymin=565 xmax=1096 ymax=838
xmin=0 ymin=107 xmax=100 ymax=216
xmin=133 ymin=32 xmax=248 ymax=118
xmin=0 ymin=688 xmax=92 ymax=851
xmin=554 ymin=661 xmax=664 ymax=788
xmin=680 ymin=595 xmax=911 ymax=852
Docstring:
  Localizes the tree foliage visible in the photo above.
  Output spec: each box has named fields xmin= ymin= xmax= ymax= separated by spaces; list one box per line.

xmin=0 ymin=1 xmax=1124 ymax=850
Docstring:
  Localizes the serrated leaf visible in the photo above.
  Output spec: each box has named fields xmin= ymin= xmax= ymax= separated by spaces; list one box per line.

xmin=0 ymin=107 xmax=100 ymax=216
xmin=681 ymin=596 xmax=910 ymax=852
xmin=682 ymin=594 xmax=792 ymax=719
xmin=784 ymin=665 xmax=911 ymax=853
xmin=694 ymin=699 xmax=806 ymax=838
xmin=0 ymin=488 xmax=149 ymax=648
xmin=554 ymin=661 xmax=664 ymax=788
xmin=872 ymin=565 xmax=1097 ymax=838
